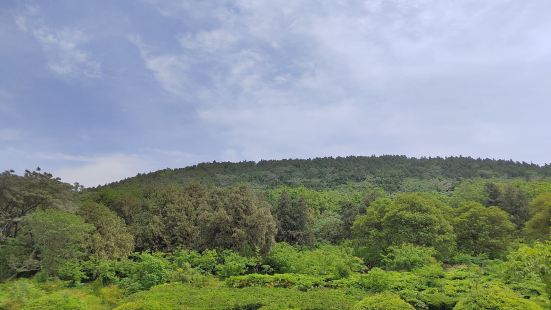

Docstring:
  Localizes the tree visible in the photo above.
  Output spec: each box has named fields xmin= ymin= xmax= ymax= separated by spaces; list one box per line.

xmin=198 ymin=186 xmax=277 ymax=254
xmin=497 ymin=185 xmax=530 ymax=228
xmin=313 ymin=210 xmax=343 ymax=244
xmin=353 ymin=193 xmax=455 ymax=264
xmin=504 ymin=242 xmax=551 ymax=300
xmin=273 ymin=191 xmax=314 ymax=246
xmin=484 ymin=182 xmax=501 ymax=207
xmin=1 ymin=209 xmax=93 ymax=276
xmin=452 ymin=202 xmax=515 ymax=257
xmin=524 ymin=193 xmax=551 ymax=241
xmin=0 ymin=169 xmax=73 ymax=242
xmin=77 ymin=202 xmax=134 ymax=260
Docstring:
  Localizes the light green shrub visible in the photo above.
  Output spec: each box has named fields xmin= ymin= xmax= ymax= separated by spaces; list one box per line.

xmin=353 ymin=292 xmax=414 ymax=310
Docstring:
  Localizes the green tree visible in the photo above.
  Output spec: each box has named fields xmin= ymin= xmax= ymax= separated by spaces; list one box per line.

xmin=525 ymin=193 xmax=551 ymax=241
xmin=504 ymin=242 xmax=551 ymax=301
xmin=497 ymin=185 xmax=530 ymax=228
xmin=313 ymin=210 xmax=343 ymax=244
xmin=78 ymin=201 xmax=134 ymax=260
xmin=353 ymin=194 xmax=455 ymax=264
xmin=452 ymin=202 xmax=515 ymax=257
xmin=1 ymin=209 xmax=93 ymax=276
xmin=198 ymin=186 xmax=277 ymax=254
xmin=273 ymin=191 xmax=314 ymax=246
xmin=0 ymin=169 xmax=73 ymax=242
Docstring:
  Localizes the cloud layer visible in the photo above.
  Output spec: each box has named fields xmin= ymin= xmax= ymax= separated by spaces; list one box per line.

xmin=1 ymin=0 xmax=551 ymax=186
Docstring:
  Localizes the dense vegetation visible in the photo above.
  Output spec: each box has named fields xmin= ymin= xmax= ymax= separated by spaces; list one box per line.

xmin=1 ymin=156 xmax=550 ymax=309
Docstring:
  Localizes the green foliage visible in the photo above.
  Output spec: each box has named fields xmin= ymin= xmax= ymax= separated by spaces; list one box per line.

xmin=359 ymin=268 xmax=392 ymax=293
xmin=121 ymin=253 xmax=172 ymax=293
xmin=525 ymin=193 xmax=551 ymax=241
xmin=265 ymin=243 xmax=364 ymax=279
xmin=353 ymin=193 xmax=455 ymax=264
xmin=452 ymin=202 xmax=515 ymax=257
xmin=78 ymin=201 xmax=134 ymax=260
xmin=106 ymin=156 xmax=551 ymax=191
xmin=115 ymin=283 xmax=362 ymax=309
xmin=0 ymin=279 xmax=44 ymax=309
xmin=127 ymin=184 xmax=277 ymax=254
xmin=493 ymin=184 xmax=531 ymax=228
xmin=22 ymin=289 xmax=106 ymax=310
xmin=273 ymin=191 xmax=315 ymax=246
xmin=382 ymin=244 xmax=438 ymax=271
xmin=226 ymin=273 xmax=326 ymax=291
xmin=0 ymin=169 xmax=74 ymax=242
xmin=503 ymin=242 xmax=551 ymax=301
xmin=1 ymin=209 xmax=94 ymax=277
xmin=453 ymin=284 xmax=543 ymax=310
xmin=353 ymin=292 xmax=414 ymax=310
xmin=313 ymin=210 xmax=344 ymax=244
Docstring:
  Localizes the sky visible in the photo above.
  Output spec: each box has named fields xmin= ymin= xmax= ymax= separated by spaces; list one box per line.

xmin=1 ymin=0 xmax=551 ymax=186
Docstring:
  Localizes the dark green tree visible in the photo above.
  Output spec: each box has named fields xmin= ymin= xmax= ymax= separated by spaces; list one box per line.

xmin=452 ymin=202 xmax=515 ymax=257
xmin=78 ymin=201 xmax=135 ymax=260
xmin=0 ymin=169 xmax=73 ymax=242
xmin=273 ymin=191 xmax=314 ymax=246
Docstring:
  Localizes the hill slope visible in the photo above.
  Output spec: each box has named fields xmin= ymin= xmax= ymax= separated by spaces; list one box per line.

xmin=102 ymin=155 xmax=551 ymax=191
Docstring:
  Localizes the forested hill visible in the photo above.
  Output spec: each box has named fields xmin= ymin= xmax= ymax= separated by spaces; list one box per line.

xmin=103 ymin=155 xmax=551 ymax=191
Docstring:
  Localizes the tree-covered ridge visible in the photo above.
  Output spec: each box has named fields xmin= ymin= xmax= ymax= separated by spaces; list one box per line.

xmin=1 ymin=163 xmax=550 ymax=309
xmin=104 ymin=155 xmax=551 ymax=191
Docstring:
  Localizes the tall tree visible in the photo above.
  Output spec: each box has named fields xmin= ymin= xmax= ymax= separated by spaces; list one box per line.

xmin=273 ymin=191 xmax=314 ymax=246
xmin=452 ymin=202 xmax=515 ymax=257
xmin=78 ymin=202 xmax=135 ymax=260
xmin=0 ymin=169 xmax=73 ymax=242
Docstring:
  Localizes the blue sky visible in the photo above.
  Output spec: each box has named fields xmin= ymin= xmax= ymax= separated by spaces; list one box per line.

xmin=1 ymin=0 xmax=551 ymax=186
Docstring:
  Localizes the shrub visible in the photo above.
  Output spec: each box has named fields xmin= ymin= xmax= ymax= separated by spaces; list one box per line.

xmin=382 ymin=244 xmax=438 ymax=271
xmin=357 ymin=268 xmax=392 ymax=292
xmin=120 ymin=253 xmax=171 ymax=292
xmin=226 ymin=273 xmax=325 ymax=290
xmin=453 ymin=284 xmax=543 ymax=310
xmin=354 ymin=292 xmax=414 ymax=310
xmin=22 ymin=290 xmax=104 ymax=310
xmin=265 ymin=243 xmax=364 ymax=279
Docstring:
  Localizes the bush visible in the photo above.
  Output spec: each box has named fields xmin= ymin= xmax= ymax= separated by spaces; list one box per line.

xmin=0 ymin=279 xmax=44 ymax=309
xmin=226 ymin=273 xmax=325 ymax=291
xmin=22 ymin=290 xmax=104 ymax=310
xmin=357 ymin=268 xmax=392 ymax=292
xmin=382 ymin=244 xmax=438 ymax=271
xmin=354 ymin=292 xmax=414 ymax=310
xmin=265 ymin=243 xmax=364 ymax=279
xmin=453 ymin=284 xmax=543 ymax=309
xmin=120 ymin=253 xmax=171 ymax=292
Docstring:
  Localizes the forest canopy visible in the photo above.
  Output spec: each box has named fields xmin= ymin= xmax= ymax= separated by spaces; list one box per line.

xmin=0 ymin=156 xmax=550 ymax=309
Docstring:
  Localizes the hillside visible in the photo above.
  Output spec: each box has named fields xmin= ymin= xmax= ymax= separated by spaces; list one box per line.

xmin=103 ymin=155 xmax=551 ymax=191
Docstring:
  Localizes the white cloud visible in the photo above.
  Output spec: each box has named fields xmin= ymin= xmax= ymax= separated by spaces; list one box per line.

xmin=14 ymin=9 xmax=101 ymax=78
xmin=55 ymin=154 xmax=147 ymax=187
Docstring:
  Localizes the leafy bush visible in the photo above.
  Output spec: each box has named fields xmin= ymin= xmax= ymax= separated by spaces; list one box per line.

xmin=22 ymin=289 xmax=105 ymax=310
xmin=115 ymin=283 xmax=362 ymax=309
xmin=382 ymin=244 xmax=438 ymax=271
xmin=226 ymin=273 xmax=326 ymax=291
xmin=353 ymin=292 xmax=414 ymax=310
xmin=357 ymin=268 xmax=392 ymax=292
xmin=120 ymin=253 xmax=171 ymax=293
xmin=265 ymin=243 xmax=364 ymax=278
xmin=453 ymin=284 xmax=543 ymax=310
xmin=0 ymin=279 xmax=44 ymax=309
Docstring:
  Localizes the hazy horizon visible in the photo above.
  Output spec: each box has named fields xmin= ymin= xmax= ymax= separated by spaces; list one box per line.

xmin=2 ymin=0 xmax=551 ymax=186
